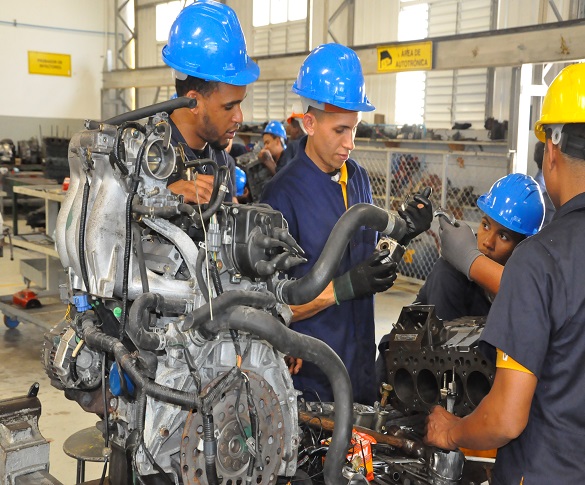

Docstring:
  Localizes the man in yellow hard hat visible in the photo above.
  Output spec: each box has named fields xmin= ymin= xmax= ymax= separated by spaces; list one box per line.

xmin=425 ymin=62 xmax=585 ymax=484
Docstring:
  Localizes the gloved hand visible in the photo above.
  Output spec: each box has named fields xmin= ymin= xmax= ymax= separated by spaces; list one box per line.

xmin=398 ymin=187 xmax=433 ymax=245
xmin=333 ymin=250 xmax=398 ymax=303
xmin=438 ymin=216 xmax=482 ymax=278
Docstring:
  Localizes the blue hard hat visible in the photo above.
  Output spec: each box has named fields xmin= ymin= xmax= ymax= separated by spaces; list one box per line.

xmin=263 ymin=121 xmax=287 ymax=141
xmin=292 ymin=43 xmax=375 ymax=112
xmin=162 ymin=0 xmax=259 ymax=86
xmin=235 ymin=166 xmax=247 ymax=197
xmin=477 ymin=173 xmax=545 ymax=236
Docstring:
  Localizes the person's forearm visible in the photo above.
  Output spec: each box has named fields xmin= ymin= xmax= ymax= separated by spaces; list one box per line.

xmin=448 ymin=369 xmax=535 ymax=450
xmin=448 ymin=399 xmax=517 ymax=450
xmin=468 ymin=255 xmax=504 ymax=295
xmin=290 ymin=282 xmax=335 ymax=322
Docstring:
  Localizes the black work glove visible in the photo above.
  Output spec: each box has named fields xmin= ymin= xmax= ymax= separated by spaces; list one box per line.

xmin=333 ymin=250 xmax=398 ymax=303
xmin=398 ymin=186 xmax=433 ymax=246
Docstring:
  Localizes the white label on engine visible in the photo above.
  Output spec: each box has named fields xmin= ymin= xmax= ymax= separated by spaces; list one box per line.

xmin=394 ymin=334 xmax=418 ymax=341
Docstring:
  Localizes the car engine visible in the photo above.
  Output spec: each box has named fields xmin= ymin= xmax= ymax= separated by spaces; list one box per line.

xmin=41 ymin=97 xmax=417 ymax=485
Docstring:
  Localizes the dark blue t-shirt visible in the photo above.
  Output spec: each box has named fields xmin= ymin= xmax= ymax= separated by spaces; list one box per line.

xmin=167 ymin=118 xmax=235 ymax=200
xmin=479 ymin=192 xmax=585 ymax=485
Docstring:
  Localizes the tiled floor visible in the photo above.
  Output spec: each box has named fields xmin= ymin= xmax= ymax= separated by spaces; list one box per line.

xmin=0 ymin=218 xmax=421 ymax=483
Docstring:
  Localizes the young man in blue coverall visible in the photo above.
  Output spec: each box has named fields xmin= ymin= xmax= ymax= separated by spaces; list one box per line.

xmin=162 ymin=0 xmax=258 ymax=203
xmin=261 ymin=43 xmax=433 ymax=405
xmin=417 ymin=173 xmax=544 ymax=321
xmin=425 ymin=62 xmax=585 ymax=484
xmin=376 ymin=174 xmax=544 ymax=390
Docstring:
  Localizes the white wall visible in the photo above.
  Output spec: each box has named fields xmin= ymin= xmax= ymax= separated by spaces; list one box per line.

xmin=0 ymin=0 xmax=110 ymax=123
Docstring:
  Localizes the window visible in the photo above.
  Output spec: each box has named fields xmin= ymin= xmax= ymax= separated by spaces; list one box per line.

xmin=253 ymin=0 xmax=307 ymax=27
xmin=394 ymin=2 xmax=429 ymax=125
xmin=251 ymin=0 xmax=308 ymax=121
xmin=156 ymin=1 xmax=183 ymax=42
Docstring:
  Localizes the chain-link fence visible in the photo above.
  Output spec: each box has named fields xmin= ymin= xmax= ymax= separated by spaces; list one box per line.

xmin=352 ymin=145 xmax=509 ymax=281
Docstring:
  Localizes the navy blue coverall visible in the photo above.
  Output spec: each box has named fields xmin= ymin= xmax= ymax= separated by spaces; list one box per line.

xmin=261 ymin=137 xmax=378 ymax=405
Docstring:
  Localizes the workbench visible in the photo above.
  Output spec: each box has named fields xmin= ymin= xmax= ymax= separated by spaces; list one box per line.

xmin=1 ymin=184 xmax=67 ymax=328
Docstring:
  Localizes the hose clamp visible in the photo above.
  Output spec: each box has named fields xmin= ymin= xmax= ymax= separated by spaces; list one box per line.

xmin=274 ymin=279 xmax=287 ymax=304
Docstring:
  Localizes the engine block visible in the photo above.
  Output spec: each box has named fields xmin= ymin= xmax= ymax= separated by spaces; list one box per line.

xmin=382 ymin=305 xmax=495 ymax=416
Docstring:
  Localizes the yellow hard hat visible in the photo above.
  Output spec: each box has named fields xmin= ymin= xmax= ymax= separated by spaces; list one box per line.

xmin=535 ymin=63 xmax=585 ymax=142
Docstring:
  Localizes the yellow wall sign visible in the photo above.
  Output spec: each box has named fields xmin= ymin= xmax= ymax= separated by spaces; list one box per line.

xmin=377 ymin=42 xmax=433 ymax=73
xmin=28 ymin=51 xmax=71 ymax=77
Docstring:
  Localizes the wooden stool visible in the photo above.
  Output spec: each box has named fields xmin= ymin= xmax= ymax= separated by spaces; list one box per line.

xmin=62 ymin=426 xmax=106 ymax=484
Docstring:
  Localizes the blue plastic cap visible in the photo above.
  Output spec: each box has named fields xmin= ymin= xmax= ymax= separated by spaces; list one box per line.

xmin=109 ymin=362 xmax=135 ymax=397
xmin=73 ymin=294 xmax=92 ymax=313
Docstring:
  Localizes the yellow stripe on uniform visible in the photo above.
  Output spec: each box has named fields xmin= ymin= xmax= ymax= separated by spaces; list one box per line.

xmin=339 ymin=163 xmax=348 ymax=209
xmin=496 ymin=348 xmax=533 ymax=375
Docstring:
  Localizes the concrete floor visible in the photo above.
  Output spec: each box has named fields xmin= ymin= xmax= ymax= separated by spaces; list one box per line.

xmin=0 ymin=218 xmax=420 ymax=483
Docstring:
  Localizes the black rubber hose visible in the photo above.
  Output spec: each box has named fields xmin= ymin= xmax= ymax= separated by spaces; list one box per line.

xmin=78 ymin=177 xmax=92 ymax=292
xmin=201 ymin=306 xmax=353 ymax=485
xmin=203 ymin=414 xmax=220 ymax=485
xmin=120 ymin=135 xmax=150 ymax=339
xmin=208 ymin=165 xmax=228 ymax=208
xmin=83 ymin=327 xmax=202 ymax=409
xmin=278 ymin=203 xmax=406 ymax=305
xmin=195 ymin=247 xmax=210 ymax=303
xmin=191 ymin=167 xmax=229 ymax=228
xmin=111 ymin=122 xmax=146 ymax=176
xmin=127 ymin=292 xmax=189 ymax=351
xmin=131 ymin=224 xmax=149 ymax=294
xmin=90 ymin=97 xmax=197 ymax=128
xmin=181 ymin=290 xmax=277 ymax=333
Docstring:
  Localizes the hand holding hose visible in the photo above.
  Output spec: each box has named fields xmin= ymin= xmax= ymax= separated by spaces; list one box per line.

xmin=398 ymin=187 xmax=433 ymax=245
xmin=333 ymin=249 xmax=398 ymax=303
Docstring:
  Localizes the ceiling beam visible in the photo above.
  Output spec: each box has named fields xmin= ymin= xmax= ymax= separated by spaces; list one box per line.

xmin=103 ymin=19 xmax=585 ymax=89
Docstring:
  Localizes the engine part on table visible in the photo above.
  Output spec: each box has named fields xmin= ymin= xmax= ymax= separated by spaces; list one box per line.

xmin=0 ymin=138 xmax=16 ymax=163
xmin=17 ymin=137 xmax=41 ymax=164
xmin=25 ymin=207 xmax=45 ymax=230
xmin=236 ymin=149 xmax=272 ymax=202
xmin=484 ymin=117 xmax=507 ymax=141
xmin=46 ymin=97 xmax=413 ymax=485
xmin=43 ymin=136 xmax=70 ymax=183
xmin=0 ymin=383 xmax=52 ymax=484
xmin=382 ymin=305 xmax=494 ymax=416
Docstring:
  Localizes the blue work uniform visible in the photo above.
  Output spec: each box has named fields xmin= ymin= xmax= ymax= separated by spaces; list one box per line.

xmin=277 ymin=138 xmax=300 ymax=172
xmin=261 ymin=137 xmax=378 ymax=405
xmin=167 ymin=118 xmax=236 ymax=200
xmin=415 ymin=257 xmax=491 ymax=321
xmin=479 ymin=192 xmax=585 ymax=485
xmin=375 ymin=256 xmax=491 ymax=389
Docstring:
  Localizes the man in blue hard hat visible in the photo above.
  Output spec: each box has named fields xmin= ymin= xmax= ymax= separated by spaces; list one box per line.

xmin=161 ymin=0 xmax=259 ymax=203
xmin=261 ymin=43 xmax=433 ymax=405
xmin=420 ymin=173 xmax=544 ymax=320
xmin=375 ymin=173 xmax=545 ymax=389
xmin=258 ymin=120 xmax=293 ymax=175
